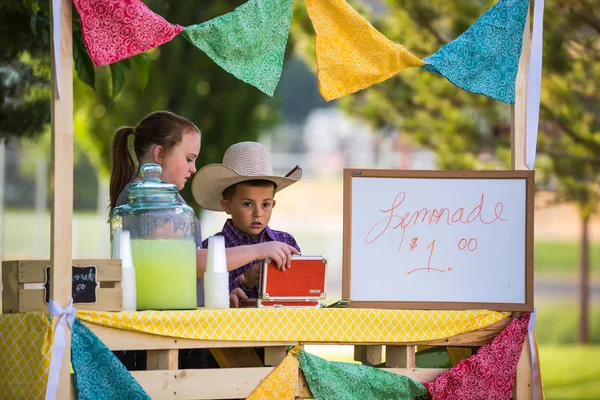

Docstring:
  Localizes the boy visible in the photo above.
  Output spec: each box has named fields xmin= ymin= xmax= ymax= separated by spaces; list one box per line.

xmin=192 ymin=141 xmax=302 ymax=305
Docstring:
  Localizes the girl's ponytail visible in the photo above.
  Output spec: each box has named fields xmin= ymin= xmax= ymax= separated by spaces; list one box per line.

xmin=109 ymin=127 xmax=135 ymax=211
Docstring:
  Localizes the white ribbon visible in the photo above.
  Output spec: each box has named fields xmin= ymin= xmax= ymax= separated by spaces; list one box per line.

xmin=525 ymin=0 xmax=545 ymax=169
xmin=45 ymin=298 xmax=76 ymax=400
xmin=527 ymin=308 xmax=542 ymax=400
xmin=52 ymin=0 xmax=61 ymax=99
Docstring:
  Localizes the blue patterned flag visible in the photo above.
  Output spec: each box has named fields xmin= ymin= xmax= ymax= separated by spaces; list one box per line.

xmin=71 ymin=319 xmax=151 ymax=400
xmin=421 ymin=0 xmax=529 ymax=104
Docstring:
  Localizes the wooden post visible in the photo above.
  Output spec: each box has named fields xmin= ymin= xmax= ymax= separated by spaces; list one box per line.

xmin=511 ymin=2 xmax=533 ymax=399
xmin=511 ymin=8 xmax=532 ymax=170
xmin=354 ymin=345 xmax=383 ymax=366
xmin=385 ymin=345 xmax=416 ymax=368
xmin=50 ymin=0 xmax=73 ymax=398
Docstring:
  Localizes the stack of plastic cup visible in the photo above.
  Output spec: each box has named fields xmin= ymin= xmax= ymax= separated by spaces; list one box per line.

xmin=203 ymin=235 xmax=230 ymax=309
xmin=113 ymin=230 xmax=137 ymax=311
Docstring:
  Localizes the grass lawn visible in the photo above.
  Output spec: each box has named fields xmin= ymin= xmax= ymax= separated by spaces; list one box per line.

xmin=540 ymin=345 xmax=600 ymax=400
xmin=536 ymin=300 xmax=600 ymax=345
xmin=535 ymin=241 xmax=600 ymax=278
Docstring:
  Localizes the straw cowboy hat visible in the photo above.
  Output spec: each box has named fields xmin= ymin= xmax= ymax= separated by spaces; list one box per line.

xmin=191 ymin=141 xmax=302 ymax=211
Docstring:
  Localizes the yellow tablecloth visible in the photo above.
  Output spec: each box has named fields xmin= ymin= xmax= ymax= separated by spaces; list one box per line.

xmin=0 ymin=309 xmax=510 ymax=400
xmin=77 ymin=308 xmax=510 ymax=342
xmin=0 ymin=313 xmax=53 ymax=400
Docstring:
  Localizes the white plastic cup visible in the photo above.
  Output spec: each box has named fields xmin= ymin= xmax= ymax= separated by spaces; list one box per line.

xmin=117 ymin=230 xmax=137 ymax=311
xmin=203 ymin=271 xmax=230 ymax=309
xmin=206 ymin=236 xmax=227 ymax=274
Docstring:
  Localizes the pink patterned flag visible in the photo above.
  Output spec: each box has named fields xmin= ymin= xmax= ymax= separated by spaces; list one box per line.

xmin=73 ymin=0 xmax=183 ymax=67
xmin=425 ymin=313 xmax=531 ymax=400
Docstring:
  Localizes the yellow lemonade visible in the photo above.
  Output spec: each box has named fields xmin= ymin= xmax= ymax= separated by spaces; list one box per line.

xmin=130 ymin=239 xmax=197 ymax=310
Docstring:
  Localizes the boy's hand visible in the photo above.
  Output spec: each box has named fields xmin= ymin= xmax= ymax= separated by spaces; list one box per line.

xmin=229 ymin=288 xmax=248 ymax=308
xmin=256 ymin=242 xmax=298 ymax=271
xmin=242 ymin=263 xmax=261 ymax=289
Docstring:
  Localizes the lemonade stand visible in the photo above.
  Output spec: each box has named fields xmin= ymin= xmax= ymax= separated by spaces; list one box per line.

xmin=0 ymin=0 xmax=542 ymax=398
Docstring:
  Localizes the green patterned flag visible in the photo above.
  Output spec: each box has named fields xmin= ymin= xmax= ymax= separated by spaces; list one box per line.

xmin=182 ymin=0 xmax=294 ymax=96
xmin=298 ymin=350 xmax=429 ymax=400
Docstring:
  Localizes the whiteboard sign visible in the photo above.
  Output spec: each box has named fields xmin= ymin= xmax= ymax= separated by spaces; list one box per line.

xmin=342 ymin=169 xmax=534 ymax=311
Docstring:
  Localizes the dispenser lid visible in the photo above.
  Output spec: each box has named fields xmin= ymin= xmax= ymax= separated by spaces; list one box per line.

xmin=126 ymin=163 xmax=178 ymax=195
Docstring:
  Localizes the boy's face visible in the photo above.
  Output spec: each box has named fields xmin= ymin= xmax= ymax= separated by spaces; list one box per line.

xmin=220 ymin=183 xmax=276 ymax=240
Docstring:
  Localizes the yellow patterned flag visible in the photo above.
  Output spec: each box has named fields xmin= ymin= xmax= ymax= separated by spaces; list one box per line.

xmin=247 ymin=346 xmax=300 ymax=400
xmin=306 ymin=0 xmax=424 ymax=101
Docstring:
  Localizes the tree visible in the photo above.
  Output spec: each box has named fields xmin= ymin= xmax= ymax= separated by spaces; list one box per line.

xmin=0 ymin=1 xmax=51 ymax=140
xmin=539 ymin=0 xmax=600 ymax=343
xmin=292 ymin=0 xmax=599 ymax=341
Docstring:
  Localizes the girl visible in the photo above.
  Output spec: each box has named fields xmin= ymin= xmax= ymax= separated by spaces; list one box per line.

xmin=110 ymin=110 xmax=298 ymax=307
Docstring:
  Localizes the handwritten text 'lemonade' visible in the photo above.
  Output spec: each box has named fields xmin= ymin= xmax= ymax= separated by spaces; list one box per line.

xmin=365 ymin=192 xmax=506 ymax=253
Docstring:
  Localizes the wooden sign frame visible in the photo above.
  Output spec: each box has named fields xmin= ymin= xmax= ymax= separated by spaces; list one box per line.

xmin=342 ymin=169 xmax=535 ymax=311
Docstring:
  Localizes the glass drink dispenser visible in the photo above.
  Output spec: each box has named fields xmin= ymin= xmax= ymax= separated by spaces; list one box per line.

xmin=110 ymin=163 xmax=197 ymax=310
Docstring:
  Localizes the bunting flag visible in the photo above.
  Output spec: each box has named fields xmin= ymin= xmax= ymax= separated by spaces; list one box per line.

xmin=425 ymin=313 xmax=531 ymax=399
xmin=298 ymin=350 xmax=429 ymax=400
xmin=71 ymin=319 xmax=151 ymax=400
xmin=73 ymin=0 xmax=184 ymax=67
xmin=246 ymin=346 xmax=300 ymax=399
xmin=421 ymin=0 xmax=529 ymax=104
xmin=306 ymin=0 xmax=425 ymax=101
xmin=182 ymin=0 xmax=294 ymax=96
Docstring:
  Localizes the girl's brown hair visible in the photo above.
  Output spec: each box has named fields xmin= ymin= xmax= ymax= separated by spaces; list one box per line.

xmin=109 ymin=111 xmax=200 ymax=211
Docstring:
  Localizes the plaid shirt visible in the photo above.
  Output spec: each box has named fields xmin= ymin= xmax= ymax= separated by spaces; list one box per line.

xmin=202 ymin=219 xmax=300 ymax=298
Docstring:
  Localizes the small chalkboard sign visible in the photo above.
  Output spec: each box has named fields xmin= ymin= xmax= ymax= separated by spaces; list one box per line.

xmin=44 ymin=265 xmax=98 ymax=304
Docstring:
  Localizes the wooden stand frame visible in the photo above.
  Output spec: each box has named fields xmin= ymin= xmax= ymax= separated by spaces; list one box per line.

xmin=74 ymin=316 xmax=515 ymax=399
xmin=47 ymin=1 xmax=535 ymax=399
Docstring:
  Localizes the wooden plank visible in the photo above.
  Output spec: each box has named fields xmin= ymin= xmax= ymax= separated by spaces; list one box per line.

xmin=297 ymin=367 xmax=448 ymax=398
xmin=210 ymin=347 xmax=264 ymax=368
xmin=354 ymin=345 xmax=382 ymax=366
xmin=1 ymin=261 xmax=18 ymax=313
xmin=264 ymin=346 xmax=288 ymax=367
xmin=514 ymin=336 xmax=532 ymax=399
xmin=82 ymin=321 xmax=298 ymax=351
xmin=18 ymin=259 xmax=122 ymax=283
xmin=19 ymin=287 xmax=122 ymax=312
xmin=130 ymin=367 xmax=275 ymax=399
xmin=147 ymin=349 xmax=179 ymax=370
xmin=511 ymin=9 xmax=532 ymax=170
xmin=50 ymin=0 xmax=74 ymax=397
xmin=386 ymin=345 xmax=416 ymax=368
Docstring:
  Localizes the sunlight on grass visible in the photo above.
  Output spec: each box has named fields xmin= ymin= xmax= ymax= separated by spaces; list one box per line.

xmin=540 ymin=345 xmax=600 ymax=400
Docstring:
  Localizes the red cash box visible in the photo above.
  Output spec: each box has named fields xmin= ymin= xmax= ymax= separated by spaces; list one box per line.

xmin=241 ymin=255 xmax=327 ymax=308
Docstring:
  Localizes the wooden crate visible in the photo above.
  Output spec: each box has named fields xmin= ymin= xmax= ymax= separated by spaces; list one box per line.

xmin=2 ymin=259 xmax=122 ymax=313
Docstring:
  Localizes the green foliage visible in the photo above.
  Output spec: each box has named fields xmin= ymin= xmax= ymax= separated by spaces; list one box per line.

xmin=539 ymin=0 xmax=600 ymax=218
xmin=0 ymin=1 xmax=51 ymax=140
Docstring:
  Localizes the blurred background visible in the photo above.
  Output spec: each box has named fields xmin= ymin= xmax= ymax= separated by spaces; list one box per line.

xmin=1 ymin=0 xmax=598 ymax=398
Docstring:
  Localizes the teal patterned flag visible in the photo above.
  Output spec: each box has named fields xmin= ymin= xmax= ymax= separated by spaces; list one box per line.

xmin=298 ymin=350 xmax=429 ymax=400
xmin=421 ymin=0 xmax=529 ymax=104
xmin=71 ymin=319 xmax=151 ymax=400
xmin=182 ymin=0 xmax=294 ymax=96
